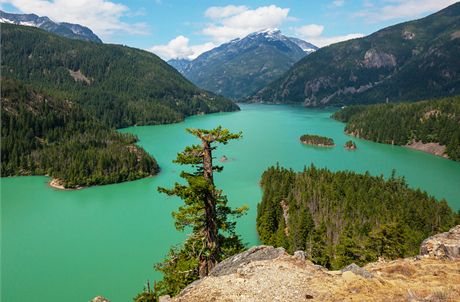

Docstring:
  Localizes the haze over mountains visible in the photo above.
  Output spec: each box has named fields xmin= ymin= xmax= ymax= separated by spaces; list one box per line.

xmin=249 ymin=3 xmax=460 ymax=106
xmin=168 ymin=29 xmax=318 ymax=99
xmin=0 ymin=10 xmax=102 ymax=43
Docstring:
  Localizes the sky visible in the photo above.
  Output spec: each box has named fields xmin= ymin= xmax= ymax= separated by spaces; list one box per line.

xmin=1 ymin=0 xmax=458 ymax=60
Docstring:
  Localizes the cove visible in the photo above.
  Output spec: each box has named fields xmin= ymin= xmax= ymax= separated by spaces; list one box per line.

xmin=2 ymin=104 xmax=460 ymax=302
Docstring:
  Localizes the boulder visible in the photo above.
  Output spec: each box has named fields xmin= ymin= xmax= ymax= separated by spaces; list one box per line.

xmin=293 ymin=250 xmax=306 ymax=261
xmin=341 ymin=263 xmax=373 ymax=279
xmin=420 ymin=225 xmax=460 ymax=259
xmin=159 ymin=295 xmax=171 ymax=302
xmin=210 ymin=246 xmax=285 ymax=277
xmin=91 ymin=296 xmax=109 ymax=302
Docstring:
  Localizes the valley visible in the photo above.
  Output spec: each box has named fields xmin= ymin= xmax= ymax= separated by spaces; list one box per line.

xmin=2 ymin=104 xmax=460 ymax=302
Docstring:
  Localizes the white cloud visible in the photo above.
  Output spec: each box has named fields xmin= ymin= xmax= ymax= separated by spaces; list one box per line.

xmin=332 ymin=0 xmax=345 ymax=7
xmin=149 ymin=35 xmax=216 ymax=61
xmin=356 ymin=0 xmax=457 ymax=22
xmin=148 ymin=5 xmax=292 ymax=60
xmin=2 ymin=0 xmax=148 ymax=40
xmin=295 ymin=24 xmax=324 ymax=37
xmin=202 ymin=5 xmax=290 ymax=43
xmin=205 ymin=5 xmax=248 ymax=19
xmin=150 ymin=4 xmax=365 ymax=59
xmin=294 ymin=23 xmax=363 ymax=47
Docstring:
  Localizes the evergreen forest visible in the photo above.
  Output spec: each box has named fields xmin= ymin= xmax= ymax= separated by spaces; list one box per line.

xmin=256 ymin=165 xmax=458 ymax=270
xmin=333 ymin=95 xmax=460 ymax=161
xmin=1 ymin=24 xmax=238 ymax=128
xmin=1 ymin=78 xmax=158 ymax=188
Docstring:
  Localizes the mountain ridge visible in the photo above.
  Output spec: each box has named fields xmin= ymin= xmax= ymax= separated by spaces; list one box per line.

xmin=0 ymin=10 xmax=102 ymax=43
xmin=168 ymin=29 xmax=318 ymax=99
xmin=248 ymin=3 xmax=460 ymax=106
xmin=1 ymin=23 xmax=238 ymax=128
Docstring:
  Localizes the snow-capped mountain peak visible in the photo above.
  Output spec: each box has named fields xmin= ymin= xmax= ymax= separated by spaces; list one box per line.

xmin=0 ymin=10 xmax=102 ymax=43
xmin=167 ymin=29 xmax=318 ymax=100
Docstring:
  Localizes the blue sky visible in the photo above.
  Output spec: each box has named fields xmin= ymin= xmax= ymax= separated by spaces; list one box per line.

xmin=1 ymin=0 xmax=457 ymax=60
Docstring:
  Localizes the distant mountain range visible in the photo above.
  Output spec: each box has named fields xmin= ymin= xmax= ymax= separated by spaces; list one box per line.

xmin=0 ymin=10 xmax=102 ymax=43
xmin=249 ymin=3 xmax=460 ymax=106
xmin=168 ymin=29 xmax=318 ymax=99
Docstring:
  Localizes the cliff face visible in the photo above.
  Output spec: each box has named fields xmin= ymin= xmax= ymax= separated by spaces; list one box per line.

xmin=167 ymin=226 xmax=460 ymax=302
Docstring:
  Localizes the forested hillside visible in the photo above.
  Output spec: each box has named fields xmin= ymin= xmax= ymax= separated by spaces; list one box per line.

xmin=249 ymin=3 xmax=460 ymax=106
xmin=333 ymin=95 xmax=460 ymax=161
xmin=257 ymin=165 xmax=457 ymax=269
xmin=1 ymin=24 xmax=238 ymax=128
xmin=1 ymin=78 xmax=158 ymax=188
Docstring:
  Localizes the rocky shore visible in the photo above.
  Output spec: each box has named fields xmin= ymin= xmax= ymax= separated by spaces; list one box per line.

xmin=48 ymin=178 xmax=84 ymax=190
xmin=405 ymin=140 xmax=449 ymax=159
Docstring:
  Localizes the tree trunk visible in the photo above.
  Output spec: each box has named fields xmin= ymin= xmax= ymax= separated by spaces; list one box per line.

xmin=199 ymin=140 xmax=219 ymax=278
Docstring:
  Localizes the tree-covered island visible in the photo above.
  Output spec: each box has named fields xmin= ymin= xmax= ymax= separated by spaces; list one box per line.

xmin=344 ymin=140 xmax=357 ymax=150
xmin=300 ymin=134 xmax=335 ymax=147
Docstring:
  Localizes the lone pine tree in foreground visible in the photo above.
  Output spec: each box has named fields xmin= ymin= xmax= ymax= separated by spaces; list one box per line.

xmin=149 ymin=126 xmax=247 ymax=298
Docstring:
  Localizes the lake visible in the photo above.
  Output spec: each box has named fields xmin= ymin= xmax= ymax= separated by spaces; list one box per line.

xmin=2 ymin=104 xmax=460 ymax=302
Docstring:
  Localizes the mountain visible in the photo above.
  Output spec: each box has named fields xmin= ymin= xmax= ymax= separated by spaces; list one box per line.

xmin=249 ymin=3 xmax=460 ymax=106
xmin=1 ymin=23 xmax=238 ymax=128
xmin=168 ymin=58 xmax=192 ymax=74
xmin=168 ymin=29 xmax=318 ymax=99
xmin=0 ymin=10 xmax=102 ymax=43
xmin=288 ymin=37 xmax=317 ymax=54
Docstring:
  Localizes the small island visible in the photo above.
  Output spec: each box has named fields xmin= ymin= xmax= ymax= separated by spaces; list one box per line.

xmin=344 ymin=140 xmax=357 ymax=150
xmin=300 ymin=134 xmax=335 ymax=147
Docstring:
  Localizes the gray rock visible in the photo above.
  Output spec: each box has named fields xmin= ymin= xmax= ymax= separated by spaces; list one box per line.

xmin=420 ymin=225 xmax=460 ymax=259
xmin=293 ymin=250 xmax=306 ymax=261
xmin=210 ymin=246 xmax=285 ymax=277
xmin=158 ymin=295 xmax=171 ymax=302
xmin=341 ymin=263 xmax=373 ymax=279
xmin=91 ymin=296 xmax=109 ymax=302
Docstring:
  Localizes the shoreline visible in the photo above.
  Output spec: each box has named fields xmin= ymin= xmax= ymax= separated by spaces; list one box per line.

xmin=404 ymin=141 xmax=449 ymax=159
xmin=300 ymin=141 xmax=335 ymax=148
xmin=47 ymin=173 xmax=159 ymax=191
xmin=48 ymin=178 xmax=84 ymax=191
xmin=345 ymin=131 xmax=450 ymax=160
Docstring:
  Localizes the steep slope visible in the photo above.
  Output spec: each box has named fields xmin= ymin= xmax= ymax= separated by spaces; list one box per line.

xmin=1 ymin=24 xmax=238 ymax=128
xmin=0 ymin=10 xmax=102 ymax=43
xmin=1 ymin=78 xmax=158 ymax=188
xmin=171 ymin=29 xmax=317 ymax=99
xmin=168 ymin=58 xmax=192 ymax=74
xmin=250 ymin=3 xmax=460 ymax=106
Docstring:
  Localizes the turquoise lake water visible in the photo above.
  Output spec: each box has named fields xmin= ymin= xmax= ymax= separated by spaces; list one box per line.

xmin=2 ymin=104 xmax=459 ymax=302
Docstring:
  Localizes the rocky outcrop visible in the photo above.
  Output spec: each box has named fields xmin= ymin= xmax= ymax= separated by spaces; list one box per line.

xmin=210 ymin=246 xmax=285 ymax=277
xmin=91 ymin=296 xmax=110 ymax=302
xmin=363 ymin=49 xmax=397 ymax=68
xmin=341 ymin=263 xmax=373 ymax=279
xmin=405 ymin=140 xmax=448 ymax=159
xmin=171 ymin=226 xmax=460 ymax=301
xmin=420 ymin=225 xmax=460 ymax=259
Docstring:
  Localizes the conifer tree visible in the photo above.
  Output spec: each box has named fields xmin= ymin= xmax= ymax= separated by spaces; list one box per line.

xmin=155 ymin=126 xmax=247 ymax=296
